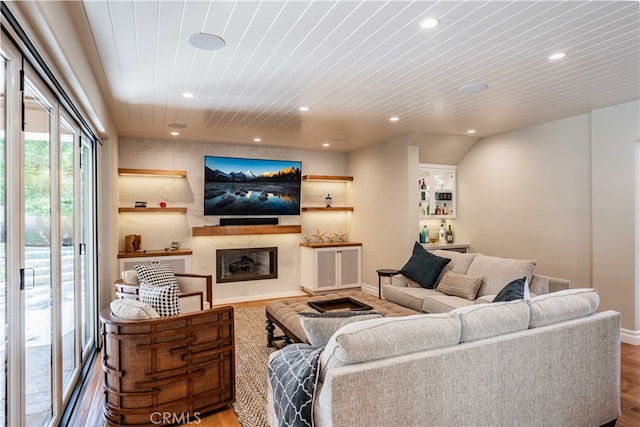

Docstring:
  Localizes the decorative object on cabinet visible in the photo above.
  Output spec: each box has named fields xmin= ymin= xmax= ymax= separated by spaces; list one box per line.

xmin=300 ymin=242 xmax=362 ymax=295
xmin=312 ymin=229 xmax=326 ymax=243
xmin=418 ymin=164 xmax=456 ymax=219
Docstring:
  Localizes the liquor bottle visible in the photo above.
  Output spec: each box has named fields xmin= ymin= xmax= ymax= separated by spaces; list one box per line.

xmin=420 ymin=179 xmax=426 ymax=189
xmin=420 ymin=226 xmax=427 ymax=244
xmin=443 ymin=203 xmax=448 ymax=215
xmin=446 ymin=225 xmax=454 ymax=243
xmin=439 ymin=224 xmax=446 ymax=244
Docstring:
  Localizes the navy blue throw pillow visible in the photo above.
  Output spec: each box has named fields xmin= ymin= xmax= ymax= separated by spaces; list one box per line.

xmin=494 ymin=277 xmax=526 ymax=302
xmin=399 ymin=242 xmax=451 ymax=289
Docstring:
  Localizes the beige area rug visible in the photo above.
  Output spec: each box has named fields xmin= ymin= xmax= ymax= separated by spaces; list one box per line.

xmin=233 ymin=306 xmax=282 ymax=427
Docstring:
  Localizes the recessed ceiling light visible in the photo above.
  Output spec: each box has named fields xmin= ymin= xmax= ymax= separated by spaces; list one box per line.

xmin=253 ymin=137 xmax=262 ymax=142
xmin=390 ymin=116 xmax=400 ymax=122
xmin=458 ymin=83 xmax=488 ymax=94
xmin=467 ymin=129 xmax=476 ymax=134
xmin=182 ymin=92 xmax=195 ymax=98
xmin=548 ymin=52 xmax=567 ymax=60
xmin=168 ymin=123 xmax=187 ymax=129
xmin=188 ymin=32 xmax=225 ymax=50
xmin=322 ymin=143 xmax=330 ymax=147
xmin=420 ymin=18 xmax=440 ymax=29
xmin=170 ymin=131 xmax=180 ymax=136
xmin=298 ymin=106 xmax=310 ymax=112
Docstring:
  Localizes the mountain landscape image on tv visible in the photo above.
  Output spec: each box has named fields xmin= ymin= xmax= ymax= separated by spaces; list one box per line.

xmin=204 ymin=156 xmax=302 ymax=216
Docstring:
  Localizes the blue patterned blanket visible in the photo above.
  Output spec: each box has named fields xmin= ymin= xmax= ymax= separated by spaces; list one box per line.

xmin=268 ymin=344 xmax=323 ymax=427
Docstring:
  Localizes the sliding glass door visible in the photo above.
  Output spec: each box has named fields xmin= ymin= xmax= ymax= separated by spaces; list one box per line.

xmin=1 ymin=35 xmax=98 ymax=426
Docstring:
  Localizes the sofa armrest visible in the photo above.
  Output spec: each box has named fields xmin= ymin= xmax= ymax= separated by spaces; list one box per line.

xmin=545 ymin=275 xmax=571 ymax=293
xmin=390 ymin=274 xmax=408 ymax=287
xmin=176 ymin=274 xmax=213 ymax=306
xmin=530 ymin=275 xmax=549 ymax=295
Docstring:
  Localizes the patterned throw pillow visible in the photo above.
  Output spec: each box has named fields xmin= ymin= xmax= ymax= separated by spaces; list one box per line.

xmin=139 ymin=281 xmax=181 ymax=316
xmin=134 ymin=263 xmax=179 ymax=288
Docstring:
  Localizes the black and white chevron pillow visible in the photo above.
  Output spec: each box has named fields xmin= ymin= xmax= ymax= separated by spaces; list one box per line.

xmin=139 ymin=281 xmax=181 ymax=317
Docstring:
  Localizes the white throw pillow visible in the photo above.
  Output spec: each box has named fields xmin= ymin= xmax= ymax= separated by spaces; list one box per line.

xmin=120 ymin=269 xmax=139 ymax=285
xmin=110 ymin=299 xmax=160 ymax=320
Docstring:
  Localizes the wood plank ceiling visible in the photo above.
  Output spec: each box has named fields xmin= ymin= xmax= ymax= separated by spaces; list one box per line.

xmin=79 ymin=0 xmax=640 ymax=152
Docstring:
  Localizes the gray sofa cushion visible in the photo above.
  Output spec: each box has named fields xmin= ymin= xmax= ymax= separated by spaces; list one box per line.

xmin=528 ymin=288 xmax=599 ymax=328
xmin=429 ymin=250 xmax=478 ymax=275
xmin=422 ymin=292 xmax=475 ymax=313
xmin=450 ymin=300 xmax=530 ymax=343
xmin=383 ymin=286 xmax=440 ymax=312
xmin=319 ymin=314 xmax=461 ymax=377
xmin=466 ymin=254 xmax=536 ymax=297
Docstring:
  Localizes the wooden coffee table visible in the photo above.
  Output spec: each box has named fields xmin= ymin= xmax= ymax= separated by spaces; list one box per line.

xmin=265 ymin=291 xmax=420 ymax=347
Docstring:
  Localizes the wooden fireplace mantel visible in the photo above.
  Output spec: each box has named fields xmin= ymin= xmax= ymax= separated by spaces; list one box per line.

xmin=192 ymin=225 xmax=302 ymax=236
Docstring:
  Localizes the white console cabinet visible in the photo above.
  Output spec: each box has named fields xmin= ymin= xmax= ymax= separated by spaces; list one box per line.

xmin=300 ymin=243 xmax=361 ymax=294
xmin=118 ymin=250 xmax=192 ymax=274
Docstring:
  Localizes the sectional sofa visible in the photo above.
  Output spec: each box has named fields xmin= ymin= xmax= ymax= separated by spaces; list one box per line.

xmin=383 ymin=249 xmax=571 ymax=313
xmin=267 ymin=288 xmax=620 ymax=427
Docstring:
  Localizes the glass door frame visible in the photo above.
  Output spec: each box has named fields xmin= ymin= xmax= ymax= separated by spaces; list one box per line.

xmin=2 ymin=36 xmax=99 ymax=427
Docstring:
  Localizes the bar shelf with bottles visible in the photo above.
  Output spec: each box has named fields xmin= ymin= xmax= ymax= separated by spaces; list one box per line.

xmin=418 ymin=164 xmax=456 ymax=219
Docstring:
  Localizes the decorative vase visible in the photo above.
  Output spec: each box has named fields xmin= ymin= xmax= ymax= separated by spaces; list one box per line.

xmin=325 ymin=194 xmax=332 ymax=207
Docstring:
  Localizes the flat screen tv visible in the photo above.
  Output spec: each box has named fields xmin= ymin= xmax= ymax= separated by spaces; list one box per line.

xmin=204 ymin=156 xmax=302 ymax=216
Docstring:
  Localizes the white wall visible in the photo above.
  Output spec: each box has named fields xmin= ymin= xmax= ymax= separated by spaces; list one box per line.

xmin=591 ymin=101 xmax=640 ymax=337
xmin=347 ymin=135 xmax=417 ymax=287
xmin=456 ymin=102 xmax=639 ymax=338
xmin=118 ymin=138 xmax=348 ymax=303
xmin=456 ymin=114 xmax=592 ymax=285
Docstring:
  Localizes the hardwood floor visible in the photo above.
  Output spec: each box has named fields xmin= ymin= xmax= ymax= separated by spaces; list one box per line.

xmin=73 ymin=300 xmax=640 ymax=426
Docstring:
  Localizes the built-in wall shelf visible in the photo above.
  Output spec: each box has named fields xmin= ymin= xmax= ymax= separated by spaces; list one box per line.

xmin=118 ymin=168 xmax=187 ymax=177
xmin=302 ymin=175 xmax=353 ymax=182
xmin=117 ymin=248 xmax=193 ymax=258
xmin=192 ymin=225 xmax=302 ymax=236
xmin=301 ymin=207 xmax=354 ymax=212
xmin=300 ymin=241 xmax=362 ymax=248
xmin=118 ymin=207 xmax=187 ymax=213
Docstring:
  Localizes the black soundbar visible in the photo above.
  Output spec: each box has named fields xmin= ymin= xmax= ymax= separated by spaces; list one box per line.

xmin=219 ymin=217 xmax=279 ymax=226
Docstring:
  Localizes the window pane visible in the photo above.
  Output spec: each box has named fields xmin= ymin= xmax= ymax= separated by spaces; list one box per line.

xmin=23 ymin=78 xmax=53 ymax=426
xmin=60 ymin=118 xmax=75 ymax=394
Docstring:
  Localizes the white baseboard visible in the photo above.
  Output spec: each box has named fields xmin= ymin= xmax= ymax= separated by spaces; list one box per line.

xmin=621 ymin=328 xmax=640 ymax=346
xmin=213 ymin=290 xmax=307 ymax=306
xmin=360 ymin=283 xmax=378 ymax=296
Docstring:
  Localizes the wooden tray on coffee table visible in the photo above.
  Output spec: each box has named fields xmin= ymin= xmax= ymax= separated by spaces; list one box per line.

xmin=308 ymin=297 xmax=373 ymax=313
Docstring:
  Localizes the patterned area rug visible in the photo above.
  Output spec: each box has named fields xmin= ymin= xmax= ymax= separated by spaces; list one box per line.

xmin=233 ymin=306 xmax=281 ymax=427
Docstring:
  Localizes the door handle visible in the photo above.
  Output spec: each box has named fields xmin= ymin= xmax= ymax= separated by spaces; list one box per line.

xmin=20 ymin=268 xmax=35 ymax=290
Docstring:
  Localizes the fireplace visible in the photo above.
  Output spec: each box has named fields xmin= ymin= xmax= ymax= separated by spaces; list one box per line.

xmin=216 ymin=247 xmax=278 ymax=283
